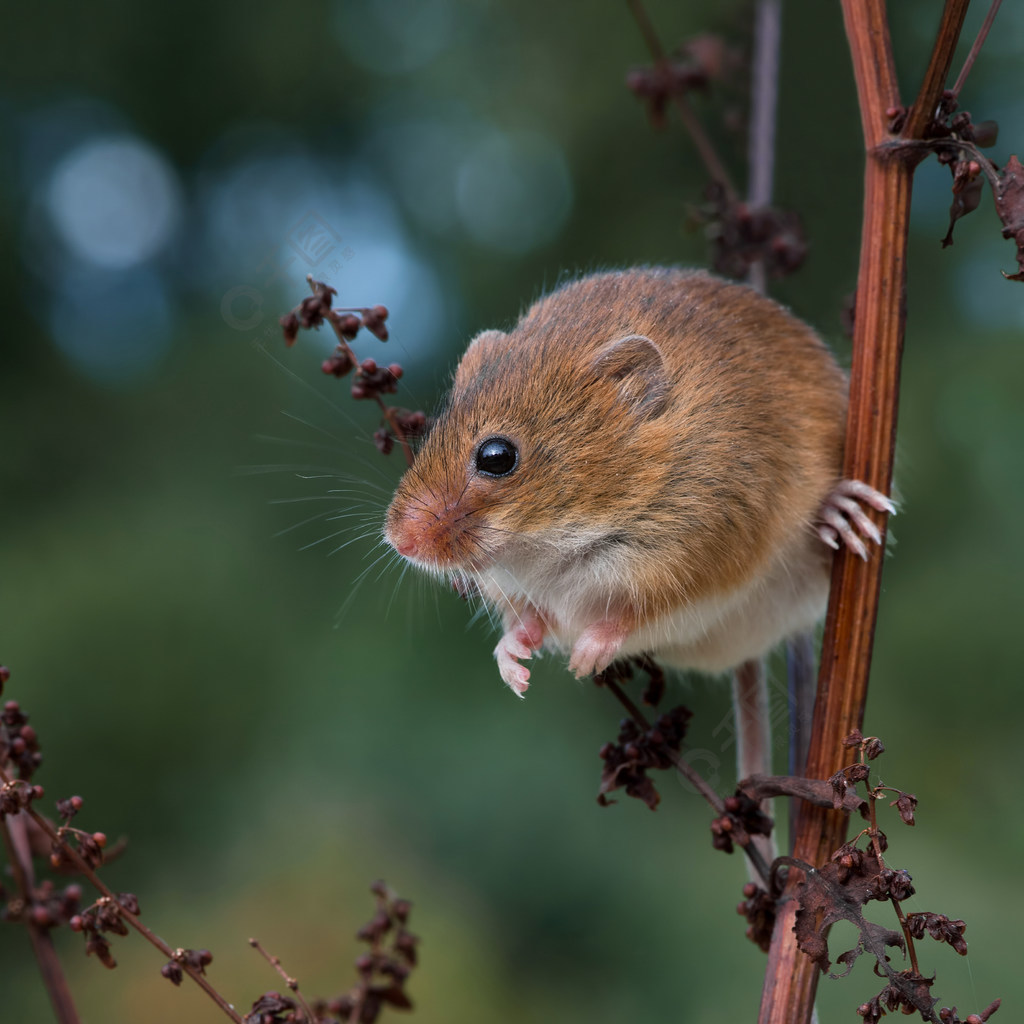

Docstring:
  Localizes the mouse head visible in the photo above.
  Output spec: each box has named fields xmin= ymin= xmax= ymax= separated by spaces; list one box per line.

xmin=384 ymin=319 xmax=672 ymax=579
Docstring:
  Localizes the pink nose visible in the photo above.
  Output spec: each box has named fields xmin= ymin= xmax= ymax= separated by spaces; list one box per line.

xmin=387 ymin=523 xmax=419 ymax=558
xmin=394 ymin=537 xmax=418 ymax=558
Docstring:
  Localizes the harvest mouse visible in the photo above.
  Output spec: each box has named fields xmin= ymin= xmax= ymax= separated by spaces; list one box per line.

xmin=384 ymin=267 xmax=893 ymax=696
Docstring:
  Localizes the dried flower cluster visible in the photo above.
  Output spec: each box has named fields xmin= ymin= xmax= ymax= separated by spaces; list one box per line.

xmin=161 ymin=947 xmax=215 ymax=986
xmin=709 ymin=792 xmax=773 ymax=857
xmin=71 ymin=893 xmax=140 ymax=969
xmin=306 ymin=881 xmax=419 ymax=1024
xmin=695 ymin=187 xmax=808 ymax=283
xmin=626 ymin=33 xmax=741 ymax=129
xmin=1 ymin=665 xmax=419 ymax=1024
xmin=736 ymin=881 xmax=775 ymax=953
xmin=593 ymin=658 xmax=691 ymax=811
xmin=280 ymin=278 xmax=430 ymax=466
xmin=0 ymin=673 xmax=88 ymax=939
xmin=884 ymin=87 xmax=1024 ymax=281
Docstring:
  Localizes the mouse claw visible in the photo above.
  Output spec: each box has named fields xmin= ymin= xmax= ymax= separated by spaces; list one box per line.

xmin=568 ymin=620 xmax=630 ymax=679
xmin=498 ymin=657 xmax=530 ymax=697
xmin=494 ymin=614 xmax=547 ymax=698
xmin=495 ymin=635 xmax=531 ymax=696
xmin=817 ymin=479 xmax=895 ymax=560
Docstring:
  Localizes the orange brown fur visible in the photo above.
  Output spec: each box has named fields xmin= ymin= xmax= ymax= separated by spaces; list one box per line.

xmin=385 ymin=268 xmax=848 ymax=683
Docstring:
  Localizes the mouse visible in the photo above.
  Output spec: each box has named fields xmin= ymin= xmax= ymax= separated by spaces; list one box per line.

xmin=384 ymin=267 xmax=894 ymax=697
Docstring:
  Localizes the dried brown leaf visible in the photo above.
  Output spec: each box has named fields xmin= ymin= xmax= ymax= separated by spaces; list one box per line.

xmin=994 ymin=155 xmax=1024 ymax=280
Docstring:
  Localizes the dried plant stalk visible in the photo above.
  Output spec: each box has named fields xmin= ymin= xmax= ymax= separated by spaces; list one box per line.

xmin=758 ymin=2 xmax=971 ymax=1021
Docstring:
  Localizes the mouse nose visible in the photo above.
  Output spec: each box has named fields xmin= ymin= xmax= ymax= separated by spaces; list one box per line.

xmin=386 ymin=521 xmax=419 ymax=559
xmin=394 ymin=536 xmax=419 ymax=558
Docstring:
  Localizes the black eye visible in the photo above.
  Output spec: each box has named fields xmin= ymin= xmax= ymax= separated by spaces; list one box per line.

xmin=475 ymin=436 xmax=518 ymax=477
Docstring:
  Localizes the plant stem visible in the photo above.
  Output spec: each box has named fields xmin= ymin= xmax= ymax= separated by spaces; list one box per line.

xmin=731 ymin=659 xmax=777 ymax=874
xmin=747 ymin=0 xmax=783 ymax=294
xmin=760 ymin=0 xmax=977 ymax=1017
xmin=864 ymin=781 xmax=920 ymax=975
xmin=1 ymin=812 xmax=81 ymax=1024
xmin=758 ymin=0 xmax=933 ymax=1017
xmin=951 ymin=0 xmax=1003 ymax=98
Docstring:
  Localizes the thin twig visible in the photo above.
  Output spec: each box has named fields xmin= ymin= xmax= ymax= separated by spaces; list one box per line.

xmin=731 ymin=660 xmax=777 ymax=875
xmin=626 ymin=0 xmax=739 ymax=201
xmin=784 ymin=631 xmax=816 ymax=849
xmin=951 ymin=0 xmax=1003 ymax=97
xmin=747 ymin=0 xmax=783 ymax=294
xmin=249 ymin=938 xmax=318 ymax=1023
xmin=884 ymin=136 xmax=1002 ymax=191
xmin=864 ymin=782 xmax=920 ymax=975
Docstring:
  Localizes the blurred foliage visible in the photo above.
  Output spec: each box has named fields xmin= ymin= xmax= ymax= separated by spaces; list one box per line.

xmin=2 ymin=0 xmax=1023 ymax=1021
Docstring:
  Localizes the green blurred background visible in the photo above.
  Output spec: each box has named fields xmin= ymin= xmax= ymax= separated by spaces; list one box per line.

xmin=2 ymin=1 xmax=1022 ymax=1020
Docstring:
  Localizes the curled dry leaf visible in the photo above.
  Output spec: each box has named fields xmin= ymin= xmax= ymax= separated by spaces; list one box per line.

xmin=993 ymin=155 xmax=1024 ymax=280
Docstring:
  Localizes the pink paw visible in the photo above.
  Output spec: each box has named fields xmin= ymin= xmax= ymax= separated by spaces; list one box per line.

xmin=494 ymin=615 xmax=546 ymax=698
xmin=568 ymin=620 xmax=630 ymax=679
xmin=817 ymin=479 xmax=896 ymax=561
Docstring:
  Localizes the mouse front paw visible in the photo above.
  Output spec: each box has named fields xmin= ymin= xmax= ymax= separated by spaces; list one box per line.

xmin=816 ymin=479 xmax=897 ymax=561
xmin=568 ymin=620 xmax=630 ymax=679
xmin=494 ymin=614 xmax=547 ymax=698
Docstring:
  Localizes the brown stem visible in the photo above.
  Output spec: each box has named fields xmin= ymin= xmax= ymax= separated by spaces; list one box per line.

xmin=1 ymin=812 xmax=81 ymax=1024
xmin=0 ymin=771 xmax=244 ymax=1023
xmin=951 ymin=0 xmax=1003 ymax=97
xmin=761 ymin=0 xmax=977 ymax=1016
xmin=626 ymin=0 xmax=738 ymax=201
xmin=757 ymin=0 xmax=927 ymax=1017
xmin=902 ymin=0 xmax=971 ymax=141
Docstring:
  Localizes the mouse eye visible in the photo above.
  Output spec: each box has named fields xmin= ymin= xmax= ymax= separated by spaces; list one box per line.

xmin=475 ymin=436 xmax=518 ymax=477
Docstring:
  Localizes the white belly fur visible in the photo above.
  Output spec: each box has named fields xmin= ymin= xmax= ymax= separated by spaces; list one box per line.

xmin=481 ymin=532 xmax=830 ymax=674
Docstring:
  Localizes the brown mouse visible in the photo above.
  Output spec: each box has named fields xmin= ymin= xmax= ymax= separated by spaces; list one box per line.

xmin=384 ymin=267 xmax=893 ymax=696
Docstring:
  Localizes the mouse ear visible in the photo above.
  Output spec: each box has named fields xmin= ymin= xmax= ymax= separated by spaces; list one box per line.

xmin=591 ymin=334 xmax=669 ymax=418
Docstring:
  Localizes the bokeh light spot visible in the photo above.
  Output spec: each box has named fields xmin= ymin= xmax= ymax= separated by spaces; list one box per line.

xmin=47 ymin=135 xmax=182 ymax=269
